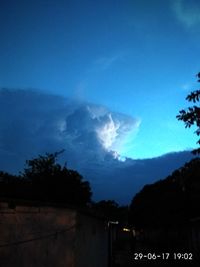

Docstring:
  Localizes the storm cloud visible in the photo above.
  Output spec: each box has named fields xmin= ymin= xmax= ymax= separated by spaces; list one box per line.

xmin=0 ymin=89 xmax=194 ymax=204
xmin=0 ymin=88 xmax=138 ymax=171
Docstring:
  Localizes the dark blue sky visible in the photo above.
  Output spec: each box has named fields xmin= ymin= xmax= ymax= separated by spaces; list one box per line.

xmin=0 ymin=0 xmax=199 ymax=159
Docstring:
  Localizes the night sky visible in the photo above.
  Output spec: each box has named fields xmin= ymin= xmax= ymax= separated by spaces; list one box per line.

xmin=0 ymin=0 xmax=199 ymax=203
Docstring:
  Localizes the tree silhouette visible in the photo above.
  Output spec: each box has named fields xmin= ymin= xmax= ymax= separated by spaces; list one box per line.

xmin=91 ymin=200 xmax=129 ymax=226
xmin=129 ymin=158 xmax=200 ymax=228
xmin=0 ymin=152 xmax=92 ymax=206
xmin=177 ymin=72 xmax=200 ymax=154
xmin=91 ymin=200 xmax=119 ymax=220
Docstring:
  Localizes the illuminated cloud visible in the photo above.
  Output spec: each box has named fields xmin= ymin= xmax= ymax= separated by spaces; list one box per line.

xmin=0 ymin=88 xmax=139 ymax=171
xmin=97 ymin=113 xmax=119 ymax=149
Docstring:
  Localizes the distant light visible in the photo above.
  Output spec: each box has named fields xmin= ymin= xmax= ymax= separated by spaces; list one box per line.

xmin=122 ymin=228 xmax=130 ymax=232
xmin=108 ymin=221 xmax=119 ymax=227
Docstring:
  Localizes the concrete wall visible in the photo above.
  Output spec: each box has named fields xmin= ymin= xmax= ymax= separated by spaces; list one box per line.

xmin=0 ymin=201 xmax=108 ymax=267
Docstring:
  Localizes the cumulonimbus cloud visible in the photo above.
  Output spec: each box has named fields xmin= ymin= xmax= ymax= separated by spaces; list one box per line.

xmin=0 ymin=88 xmax=139 ymax=172
xmin=0 ymin=88 xmax=194 ymax=204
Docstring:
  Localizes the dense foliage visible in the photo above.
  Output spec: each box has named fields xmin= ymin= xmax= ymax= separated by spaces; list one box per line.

xmin=0 ymin=152 xmax=92 ymax=206
xmin=91 ymin=200 xmax=129 ymax=224
xmin=129 ymin=158 xmax=200 ymax=228
xmin=177 ymin=72 xmax=200 ymax=154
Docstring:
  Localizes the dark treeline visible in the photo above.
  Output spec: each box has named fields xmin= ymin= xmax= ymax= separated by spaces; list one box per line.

xmin=129 ymin=157 xmax=200 ymax=228
xmin=0 ymin=152 xmax=92 ymax=207
xmin=0 ymin=152 xmax=128 ymax=224
xmin=129 ymin=157 xmax=200 ymax=258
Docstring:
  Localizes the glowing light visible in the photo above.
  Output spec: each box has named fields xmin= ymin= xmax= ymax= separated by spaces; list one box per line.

xmin=122 ymin=228 xmax=130 ymax=232
xmin=97 ymin=114 xmax=120 ymax=150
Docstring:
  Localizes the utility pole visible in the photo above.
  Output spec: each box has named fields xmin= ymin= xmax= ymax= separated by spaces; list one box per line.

xmin=108 ymin=221 xmax=119 ymax=267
